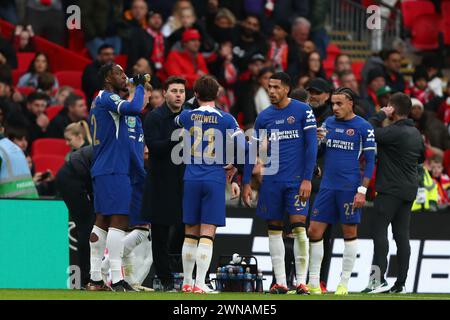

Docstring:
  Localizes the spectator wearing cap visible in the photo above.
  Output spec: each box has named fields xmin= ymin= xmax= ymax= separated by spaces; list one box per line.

xmin=46 ymin=94 xmax=88 ymax=139
xmin=305 ymin=77 xmax=332 ymax=124
xmin=410 ymin=98 xmax=450 ymax=159
xmin=376 ymin=86 xmax=393 ymax=110
xmin=267 ymin=20 xmax=300 ymax=76
xmin=232 ymin=14 xmax=269 ymax=71
xmin=410 ymin=67 xmax=434 ymax=106
xmin=232 ymin=53 xmax=266 ymax=128
xmin=365 ymin=68 xmax=386 ymax=114
xmin=382 ymin=50 xmax=406 ymax=93
xmin=164 ymin=29 xmax=209 ymax=90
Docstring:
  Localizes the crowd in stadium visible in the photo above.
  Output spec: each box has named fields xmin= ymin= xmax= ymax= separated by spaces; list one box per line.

xmin=1 ymin=0 xmax=448 ymax=206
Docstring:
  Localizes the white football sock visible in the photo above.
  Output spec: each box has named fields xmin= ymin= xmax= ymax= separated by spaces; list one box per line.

xmin=293 ymin=226 xmax=309 ymax=285
xmin=122 ymin=229 xmax=149 ymax=257
xmin=101 ymin=255 xmax=110 ymax=283
xmin=268 ymin=230 xmax=287 ymax=287
xmin=340 ymin=239 xmax=358 ymax=287
xmin=89 ymin=225 xmax=107 ymax=282
xmin=135 ymin=236 xmax=153 ymax=285
xmin=182 ymin=237 xmax=198 ymax=287
xmin=106 ymin=227 xmax=126 ymax=285
xmin=308 ymin=239 xmax=324 ymax=288
xmin=195 ymin=237 xmax=213 ymax=288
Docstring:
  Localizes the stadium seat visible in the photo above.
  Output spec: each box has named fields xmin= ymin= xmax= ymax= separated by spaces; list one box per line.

xmin=351 ymin=61 xmax=365 ymax=82
xmin=55 ymin=71 xmax=83 ymax=90
xmin=16 ymin=52 xmax=35 ymax=72
xmin=115 ymin=55 xmax=128 ymax=69
xmin=17 ymin=86 xmax=36 ymax=96
xmin=31 ymin=138 xmax=70 ymax=157
xmin=72 ymin=88 xmax=87 ymax=101
xmin=45 ymin=105 xmax=64 ymax=121
xmin=401 ymin=0 xmax=435 ymax=29
xmin=12 ymin=69 xmax=24 ymax=86
xmin=32 ymin=154 xmax=66 ymax=175
xmin=411 ymin=14 xmax=441 ymax=50
xmin=444 ymin=150 xmax=450 ymax=174
xmin=326 ymin=43 xmax=341 ymax=62
xmin=323 ymin=58 xmax=335 ymax=79
xmin=442 ymin=1 xmax=450 ymax=45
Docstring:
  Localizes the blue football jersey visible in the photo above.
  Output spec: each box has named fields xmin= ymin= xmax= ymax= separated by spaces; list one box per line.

xmin=175 ymin=105 xmax=244 ymax=184
xmin=253 ymin=99 xmax=317 ymax=182
xmin=126 ymin=115 xmax=146 ymax=184
xmin=320 ymin=115 xmax=376 ymax=191
xmin=89 ymin=86 xmax=144 ymax=177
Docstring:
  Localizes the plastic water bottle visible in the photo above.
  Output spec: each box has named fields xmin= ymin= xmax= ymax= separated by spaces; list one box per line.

xmin=221 ymin=266 xmax=229 ymax=292
xmin=255 ymin=270 xmax=264 ymax=293
xmin=153 ymin=275 xmax=161 ymax=291
xmin=228 ymin=267 xmax=236 ymax=291
xmin=237 ymin=267 xmax=244 ymax=292
xmin=127 ymin=73 xmax=151 ymax=85
xmin=243 ymin=267 xmax=254 ymax=292
xmin=215 ymin=267 xmax=223 ymax=291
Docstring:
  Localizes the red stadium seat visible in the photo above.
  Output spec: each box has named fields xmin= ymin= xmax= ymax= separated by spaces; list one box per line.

xmin=323 ymin=58 xmax=335 ymax=79
xmin=45 ymin=105 xmax=64 ymax=121
xmin=16 ymin=52 xmax=36 ymax=72
xmin=31 ymin=138 xmax=71 ymax=157
xmin=55 ymin=71 xmax=83 ymax=90
xmin=411 ymin=14 xmax=441 ymax=50
xmin=442 ymin=1 xmax=450 ymax=45
xmin=444 ymin=150 xmax=450 ymax=174
xmin=351 ymin=61 xmax=365 ymax=82
xmin=32 ymin=154 xmax=66 ymax=176
xmin=326 ymin=43 xmax=341 ymax=61
xmin=401 ymin=0 xmax=435 ymax=29
xmin=72 ymin=88 xmax=87 ymax=101
xmin=12 ymin=69 xmax=24 ymax=86
xmin=115 ymin=55 xmax=128 ymax=69
xmin=17 ymin=86 xmax=36 ymax=96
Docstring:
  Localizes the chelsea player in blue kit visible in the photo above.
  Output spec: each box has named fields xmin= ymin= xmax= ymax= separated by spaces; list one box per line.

xmin=87 ymin=63 xmax=148 ymax=292
xmin=307 ymin=87 xmax=376 ymax=295
xmin=242 ymin=72 xmax=318 ymax=295
xmin=175 ymin=76 xmax=252 ymax=293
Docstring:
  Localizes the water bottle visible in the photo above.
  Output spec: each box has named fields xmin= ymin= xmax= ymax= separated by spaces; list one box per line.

xmin=221 ymin=266 xmax=229 ymax=292
xmin=153 ymin=275 xmax=161 ymax=291
xmin=228 ymin=267 xmax=236 ymax=291
xmin=127 ymin=73 xmax=151 ymax=85
xmin=215 ymin=267 xmax=223 ymax=291
xmin=237 ymin=267 xmax=244 ymax=292
xmin=243 ymin=267 xmax=254 ymax=292
xmin=255 ymin=270 xmax=264 ymax=293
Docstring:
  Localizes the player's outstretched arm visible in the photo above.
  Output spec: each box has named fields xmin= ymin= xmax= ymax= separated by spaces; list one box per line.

xmin=118 ymin=85 xmax=145 ymax=116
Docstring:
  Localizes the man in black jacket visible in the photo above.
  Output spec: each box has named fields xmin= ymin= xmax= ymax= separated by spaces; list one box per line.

xmin=56 ymin=145 xmax=94 ymax=288
xmin=364 ymin=93 xmax=425 ymax=294
xmin=46 ymin=94 xmax=88 ymax=138
xmin=141 ymin=76 xmax=186 ymax=291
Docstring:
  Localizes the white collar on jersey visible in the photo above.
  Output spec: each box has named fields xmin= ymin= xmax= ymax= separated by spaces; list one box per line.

xmin=196 ymin=105 xmax=223 ymax=117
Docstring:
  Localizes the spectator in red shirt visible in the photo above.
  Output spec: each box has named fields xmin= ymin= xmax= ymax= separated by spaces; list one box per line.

xmin=164 ymin=29 xmax=209 ymax=90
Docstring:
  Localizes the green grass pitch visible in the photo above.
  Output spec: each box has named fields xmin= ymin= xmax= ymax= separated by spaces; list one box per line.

xmin=1 ymin=289 xmax=449 ymax=300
